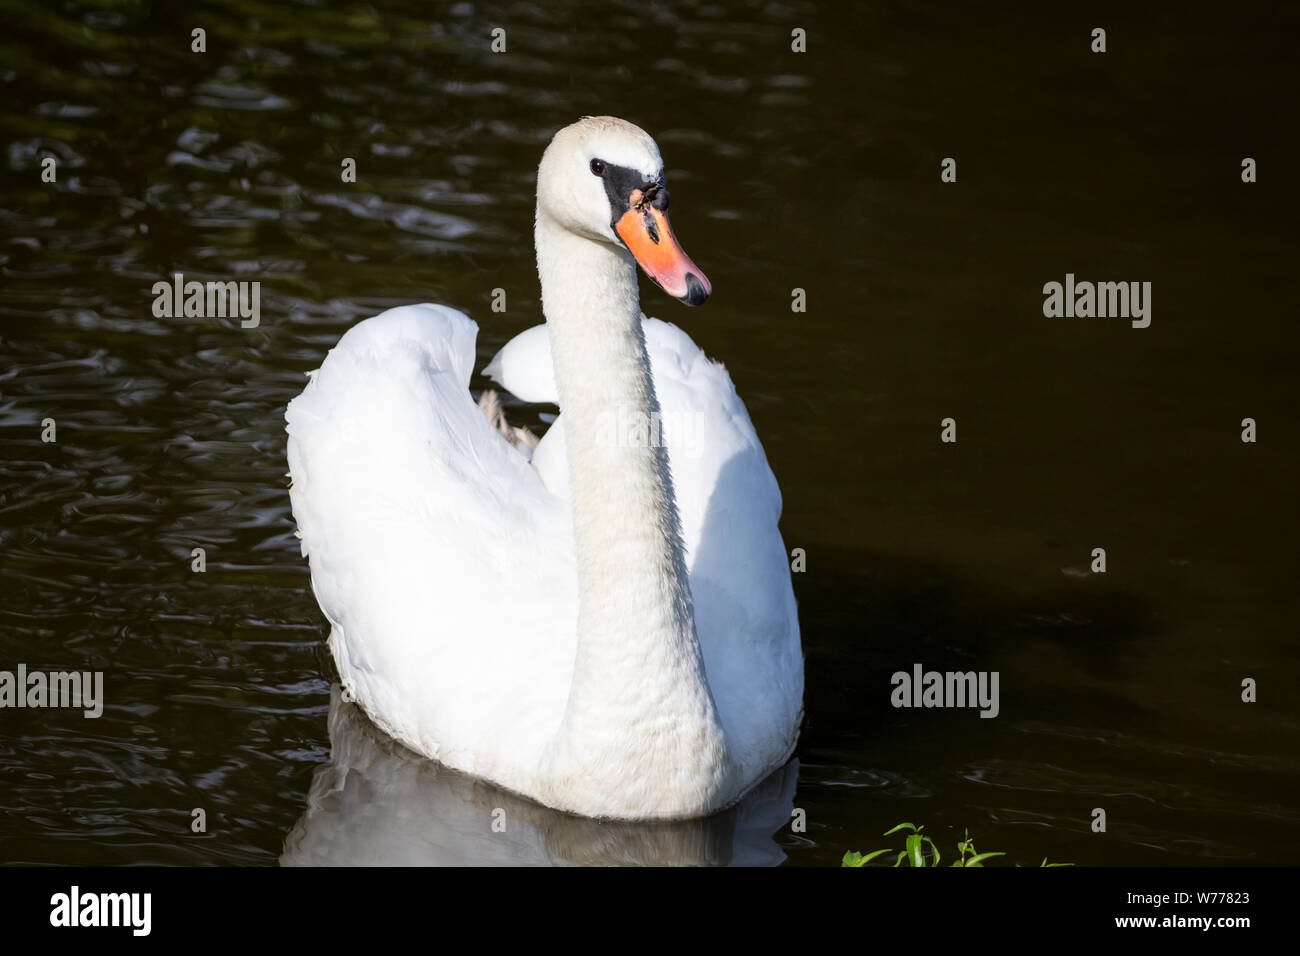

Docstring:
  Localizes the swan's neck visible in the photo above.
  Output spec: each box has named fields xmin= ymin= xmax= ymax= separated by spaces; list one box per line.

xmin=535 ymin=211 xmax=730 ymax=816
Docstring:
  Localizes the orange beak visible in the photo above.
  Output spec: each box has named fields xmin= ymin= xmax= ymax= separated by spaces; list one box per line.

xmin=615 ymin=206 xmax=711 ymax=306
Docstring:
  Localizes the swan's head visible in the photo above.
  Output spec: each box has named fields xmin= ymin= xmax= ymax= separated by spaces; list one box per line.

xmin=537 ymin=116 xmax=711 ymax=306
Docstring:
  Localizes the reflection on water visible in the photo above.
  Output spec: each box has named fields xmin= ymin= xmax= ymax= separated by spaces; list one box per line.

xmin=2 ymin=0 xmax=1298 ymax=865
xmin=282 ymin=688 xmax=798 ymax=867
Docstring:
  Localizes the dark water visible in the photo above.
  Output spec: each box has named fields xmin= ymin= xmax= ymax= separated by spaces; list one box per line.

xmin=2 ymin=0 xmax=1297 ymax=865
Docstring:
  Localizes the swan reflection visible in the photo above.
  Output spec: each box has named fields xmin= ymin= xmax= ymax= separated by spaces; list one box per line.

xmin=282 ymin=687 xmax=800 ymax=866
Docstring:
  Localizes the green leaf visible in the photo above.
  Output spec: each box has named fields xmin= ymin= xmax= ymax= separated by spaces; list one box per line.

xmin=893 ymin=850 xmax=908 ymax=867
xmin=965 ymin=851 xmax=1006 ymax=867
xmin=842 ymin=849 xmax=894 ymax=867
xmin=906 ymin=833 xmax=925 ymax=867
xmin=884 ymin=822 xmax=918 ymax=836
xmin=957 ymin=829 xmax=973 ymax=861
xmin=923 ymin=836 xmax=941 ymax=866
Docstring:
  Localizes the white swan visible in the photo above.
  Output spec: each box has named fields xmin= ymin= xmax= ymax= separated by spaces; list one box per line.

xmin=286 ymin=116 xmax=802 ymax=820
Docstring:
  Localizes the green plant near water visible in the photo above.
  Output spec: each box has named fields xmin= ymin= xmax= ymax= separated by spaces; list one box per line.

xmin=842 ymin=822 xmax=1073 ymax=867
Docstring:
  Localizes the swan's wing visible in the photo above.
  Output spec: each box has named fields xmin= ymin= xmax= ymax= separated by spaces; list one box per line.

xmin=482 ymin=322 xmax=556 ymax=403
xmin=484 ymin=317 xmax=803 ymax=777
xmin=286 ymin=304 xmax=576 ymax=782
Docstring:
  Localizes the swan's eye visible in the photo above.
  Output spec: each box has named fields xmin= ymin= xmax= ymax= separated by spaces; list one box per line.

xmin=589 ymin=159 xmax=606 ymax=176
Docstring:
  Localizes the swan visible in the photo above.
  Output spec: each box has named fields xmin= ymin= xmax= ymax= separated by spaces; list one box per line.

xmin=285 ymin=116 xmax=802 ymax=820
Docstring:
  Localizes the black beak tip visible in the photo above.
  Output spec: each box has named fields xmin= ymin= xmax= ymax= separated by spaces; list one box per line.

xmin=680 ymin=272 xmax=710 ymax=307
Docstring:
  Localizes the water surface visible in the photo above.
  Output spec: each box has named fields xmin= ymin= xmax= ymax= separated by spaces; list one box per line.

xmin=1 ymin=0 xmax=1297 ymax=865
